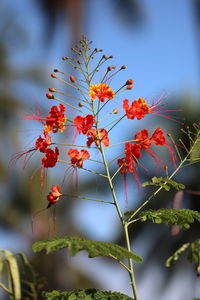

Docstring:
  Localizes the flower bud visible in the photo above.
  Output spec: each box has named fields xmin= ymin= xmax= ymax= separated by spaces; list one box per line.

xmin=70 ymin=76 xmax=76 ymax=83
xmin=121 ymin=65 xmax=127 ymax=69
xmin=46 ymin=93 xmax=54 ymax=99
xmin=62 ymin=56 xmax=69 ymax=60
xmin=109 ymin=55 xmax=113 ymax=59
xmin=49 ymin=87 xmax=55 ymax=92
xmin=112 ymin=65 xmax=116 ymax=69
xmin=77 ymin=60 xmax=81 ymax=64
xmin=113 ymin=108 xmax=118 ymax=114
xmin=107 ymin=66 xmax=112 ymax=72
xmin=126 ymin=84 xmax=133 ymax=90
xmin=126 ymin=79 xmax=134 ymax=85
xmin=78 ymin=102 xmax=83 ymax=107
xmin=103 ymin=54 xmax=107 ymax=59
xmin=53 ymin=69 xmax=59 ymax=73
xmin=51 ymin=73 xmax=56 ymax=78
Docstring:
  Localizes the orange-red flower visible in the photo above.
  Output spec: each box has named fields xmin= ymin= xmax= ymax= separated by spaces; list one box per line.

xmin=151 ymin=127 xmax=166 ymax=145
xmin=134 ymin=129 xmax=152 ymax=149
xmin=123 ymin=98 xmax=150 ymax=120
xmin=35 ymin=132 xmax=51 ymax=153
xmin=47 ymin=185 xmax=62 ymax=204
xmin=68 ymin=149 xmax=90 ymax=168
xmin=44 ymin=104 xmax=67 ymax=133
xmin=24 ymin=104 xmax=67 ymax=133
xmin=86 ymin=128 xmax=110 ymax=147
xmin=89 ymin=83 xmax=115 ymax=102
xmin=42 ymin=147 xmax=59 ymax=168
xmin=118 ymin=142 xmax=141 ymax=174
xmin=74 ymin=114 xmax=94 ymax=134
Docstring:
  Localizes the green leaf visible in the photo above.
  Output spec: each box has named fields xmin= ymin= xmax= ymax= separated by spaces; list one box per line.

xmin=3 ymin=250 xmax=21 ymax=300
xmin=190 ymin=124 xmax=200 ymax=161
xmin=166 ymin=243 xmax=190 ymax=267
xmin=42 ymin=289 xmax=133 ymax=300
xmin=141 ymin=177 xmax=185 ymax=191
xmin=125 ymin=209 xmax=200 ymax=229
xmin=187 ymin=239 xmax=200 ymax=265
xmin=32 ymin=236 xmax=142 ymax=263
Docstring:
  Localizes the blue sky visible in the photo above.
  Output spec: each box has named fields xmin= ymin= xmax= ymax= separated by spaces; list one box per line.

xmin=1 ymin=0 xmax=200 ymax=299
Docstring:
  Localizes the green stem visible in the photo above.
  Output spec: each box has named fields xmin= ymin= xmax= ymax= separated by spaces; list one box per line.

xmin=62 ymin=193 xmax=114 ymax=205
xmin=124 ymin=223 xmax=139 ymax=300
xmin=127 ymin=149 xmax=192 ymax=224
xmin=86 ymin=48 xmax=138 ymax=299
xmin=99 ymin=143 xmax=138 ymax=299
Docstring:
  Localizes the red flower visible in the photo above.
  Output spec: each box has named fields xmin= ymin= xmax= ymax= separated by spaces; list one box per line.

xmin=35 ymin=132 xmax=51 ymax=153
xmin=89 ymin=83 xmax=115 ymax=102
xmin=123 ymin=98 xmax=150 ymax=120
xmin=42 ymin=147 xmax=59 ymax=168
xmin=68 ymin=149 xmax=90 ymax=168
xmin=151 ymin=127 xmax=166 ymax=145
xmin=74 ymin=114 xmax=94 ymax=134
xmin=151 ymin=128 xmax=176 ymax=166
xmin=134 ymin=129 xmax=152 ymax=149
xmin=24 ymin=104 xmax=67 ymax=133
xmin=118 ymin=143 xmax=141 ymax=175
xmin=45 ymin=104 xmax=67 ymax=133
xmin=86 ymin=128 xmax=110 ymax=147
xmin=123 ymin=95 xmax=179 ymax=123
xmin=47 ymin=185 xmax=62 ymax=204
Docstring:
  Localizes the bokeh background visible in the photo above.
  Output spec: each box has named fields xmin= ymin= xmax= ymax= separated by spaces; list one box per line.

xmin=0 ymin=0 xmax=200 ymax=299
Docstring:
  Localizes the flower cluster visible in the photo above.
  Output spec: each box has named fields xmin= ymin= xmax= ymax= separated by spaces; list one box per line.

xmin=118 ymin=128 xmax=176 ymax=180
xmin=15 ymin=37 xmax=177 ymax=207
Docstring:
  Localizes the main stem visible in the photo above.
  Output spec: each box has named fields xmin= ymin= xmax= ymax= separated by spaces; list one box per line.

xmin=83 ymin=47 xmax=139 ymax=299
xmin=100 ymin=144 xmax=139 ymax=300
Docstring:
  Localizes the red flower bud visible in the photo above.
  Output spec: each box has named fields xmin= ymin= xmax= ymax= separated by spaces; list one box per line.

xmin=126 ymin=79 xmax=134 ymax=85
xmin=103 ymin=54 xmax=107 ymax=59
xmin=51 ymin=73 xmax=56 ymax=78
xmin=121 ymin=65 xmax=127 ymax=69
xmin=70 ymin=76 xmax=76 ymax=83
xmin=77 ymin=60 xmax=81 ymax=64
xmin=49 ymin=87 xmax=55 ymax=92
xmin=126 ymin=84 xmax=133 ymax=90
xmin=46 ymin=93 xmax=54 ymax=99
xmin=107 ymin=66 xmax=112 ymax=72
xmin=113 ymin=108 xmax=118 ymax=114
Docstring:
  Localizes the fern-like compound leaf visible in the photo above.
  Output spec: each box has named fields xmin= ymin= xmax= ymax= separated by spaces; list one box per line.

xmin=141 ymin=177 xmax=185 ymax=191
xmin=190 ymin=123 xmax=200 ymax=161
xmin=187 ymin=239 xmax=200 ymax=265
xmin=125 ymin=209 xmax=200 ymax=229
xmin=166 ymin=243 xmax=190 ymax=267
xmin=32 ymin=236 xmax=142 ymax=263
xmin=42 ymin=289 xmax=133 ymax=300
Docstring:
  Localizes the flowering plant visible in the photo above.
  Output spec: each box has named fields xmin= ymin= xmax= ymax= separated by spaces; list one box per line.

xmin=7 ymin=37 xmax=200 ymax=300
